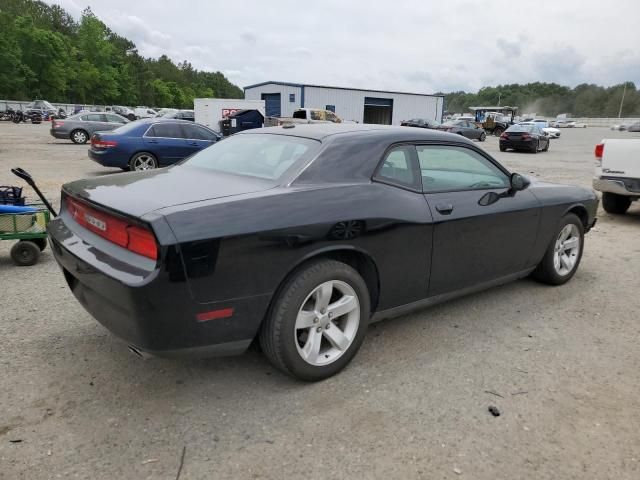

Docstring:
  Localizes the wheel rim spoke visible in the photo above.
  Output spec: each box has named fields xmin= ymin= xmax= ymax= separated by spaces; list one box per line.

xmin=327 ymin=295 xmax=357 ymax=319
xmin=562 ymin=237 xmax=579 ymax=250
xmin=296 ymin=310 xmax=317 ymax=329
xmin=314 ymin=282 xmax=333 ymax=312
xmin=323 ymin=323 xmax=350 ymax=351
xmin=301 ymin=327 xmax=322 ymax=363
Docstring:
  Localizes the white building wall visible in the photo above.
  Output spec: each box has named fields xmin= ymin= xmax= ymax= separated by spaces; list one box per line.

xmin=243 ymin=84 xmax=302 ymax=117
xmin=299 ymin=86 xmax=442 ymax=125
xmin=244 ymin=83 xmax=443 ymax=124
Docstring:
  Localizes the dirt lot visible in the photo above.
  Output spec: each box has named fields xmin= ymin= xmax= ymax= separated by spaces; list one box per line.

xmin=1 ymin=123 xmax=639 ymax=479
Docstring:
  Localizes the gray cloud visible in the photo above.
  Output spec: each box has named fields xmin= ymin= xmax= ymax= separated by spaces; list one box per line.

xmin=49 ymin=0 xmax=640 ymax=92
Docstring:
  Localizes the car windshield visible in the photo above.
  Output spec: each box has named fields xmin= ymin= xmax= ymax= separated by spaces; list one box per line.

xmin=183 ymin=134 xmax=321 ymax=180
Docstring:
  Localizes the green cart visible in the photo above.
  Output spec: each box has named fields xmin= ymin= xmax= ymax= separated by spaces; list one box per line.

xmin=0 ymin=168 xmax=58 ymax=266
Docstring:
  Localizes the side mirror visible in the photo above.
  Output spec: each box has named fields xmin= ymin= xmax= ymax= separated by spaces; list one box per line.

xmin=510 ymin=173 xmax=529 ymax=192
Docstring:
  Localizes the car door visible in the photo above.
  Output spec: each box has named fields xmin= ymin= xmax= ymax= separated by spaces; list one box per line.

xmin=143 ymin=123 xmax=189 ymax=165
xmin=180 ymin=124 xmax=217 ymax=156
xmin=83 ymin=113 xmax=108 ymax=135
xmin=417 ymin=144 xmax=540 ymax=296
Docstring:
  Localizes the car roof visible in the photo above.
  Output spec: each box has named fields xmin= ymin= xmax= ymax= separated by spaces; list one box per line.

xmin=136 ymin=117 xmax=196 ymax=125
xmin=239 ymin=123 xmax=474 ymax=144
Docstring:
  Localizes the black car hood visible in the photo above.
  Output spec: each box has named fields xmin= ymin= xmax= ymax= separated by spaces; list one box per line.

xmin=63 ymin=166 xmax=276 ymax=218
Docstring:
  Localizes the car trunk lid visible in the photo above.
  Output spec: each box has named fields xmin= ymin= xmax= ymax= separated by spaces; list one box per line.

xmin=63 ymin=166 xmax=276 ymax=218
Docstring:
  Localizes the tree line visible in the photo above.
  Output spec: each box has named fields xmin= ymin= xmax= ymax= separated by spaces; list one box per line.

xmin=0 ymin=0 xmax=243 ymax=108
xmin=440 ymin=81 xmax=640 ymax=118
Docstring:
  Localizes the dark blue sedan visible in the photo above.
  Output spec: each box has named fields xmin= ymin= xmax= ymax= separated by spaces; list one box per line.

xmin=88 ymin=118 xmax=221 ymax=171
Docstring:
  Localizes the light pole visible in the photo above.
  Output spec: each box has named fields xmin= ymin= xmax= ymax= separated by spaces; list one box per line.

xmin=618 ymin=83 xmax=627 ymax=118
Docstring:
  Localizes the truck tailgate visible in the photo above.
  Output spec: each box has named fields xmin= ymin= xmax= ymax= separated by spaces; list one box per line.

xmin=601 ymin=139 xmax=640 ymax=179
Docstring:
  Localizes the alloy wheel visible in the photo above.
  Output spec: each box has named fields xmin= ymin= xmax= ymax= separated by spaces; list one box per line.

xmin=294 ymin=280 xmax=360 ymax=366
xmin=132 ymin=155 xmax=157 ymax=171
xmin=553 ymin=224 xmax=581 ymax=276
xmin=73 ymin=131 xmax=87 ymax=143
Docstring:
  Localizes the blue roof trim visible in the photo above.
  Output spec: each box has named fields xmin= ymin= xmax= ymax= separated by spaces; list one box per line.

xmin=244 ymin=81 xmax=443 ymax=98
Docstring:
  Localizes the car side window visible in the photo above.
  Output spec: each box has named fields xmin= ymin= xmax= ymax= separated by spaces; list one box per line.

xmin=149 ymin=123 xmax=184 ymax=138
xmin=182 ymin=124 xmax=214 ymax=140
xmin=417 ymin=145 xmax=509 ymax=192
xmin=107 ymin=114 xmax=126 ymax=123
xmin=86 ymin=114 xmax=104 ymax=122
xmin=375 ymin=146 xmax=419 ymax=189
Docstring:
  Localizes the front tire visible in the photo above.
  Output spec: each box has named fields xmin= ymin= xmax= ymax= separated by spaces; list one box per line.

xmin=531 ymin=213 xmax=584 ymax=285
xmin=602 ymin=192 xmax=631 ymax=214
xmin=71 ymin=129 xmax=89 ymax=144
xmin=129 ymin=152 xmax=158 ymax=171
xmin=479 ymin=132 xmax=486 ymax=142
xmin=259 ymin=260 xmax=370 ymax=381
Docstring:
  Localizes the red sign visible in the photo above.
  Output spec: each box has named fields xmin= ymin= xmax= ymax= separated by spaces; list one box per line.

xmin=222 ymin=108 xmax=242 ymax=117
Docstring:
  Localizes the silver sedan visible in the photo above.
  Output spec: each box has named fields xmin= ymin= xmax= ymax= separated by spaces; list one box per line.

xmin=50 ymin=113 xmax=129 ymax=144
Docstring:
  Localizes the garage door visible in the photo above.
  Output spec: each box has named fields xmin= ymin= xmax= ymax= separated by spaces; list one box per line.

xmin=363 ymin=97 xmax=393 ymax=125
xmin=261 ymin=93 xmax=281 ymax=117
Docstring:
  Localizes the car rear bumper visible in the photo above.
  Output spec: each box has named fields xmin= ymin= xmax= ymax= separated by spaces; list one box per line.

xmin=593 ymin=177 xmax=640 ymax=197
xmin=500 ymin=139 xmax=534 ymax=149
xmin=50 ymin=129 xmax=69 ymax=139
xmin=47 ymin=215 xmax=269 ymax=358
xmin=88 ymin=148 xmax=127 ymax=168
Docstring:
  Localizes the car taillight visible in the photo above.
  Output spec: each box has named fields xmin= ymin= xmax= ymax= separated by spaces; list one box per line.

xmin=91 ymin=137 xmax=118 ymax=149
xmin=53 ymin=121 xmax=63 ymax=128
xmin=66 ymin=197 xmax=158 ymax=260
xmin=500 ymin=132 xmax=508 ymax=139
xmin=595 ymin=143 xmax=604 ymax=167
xmin=521 ymin=133 xmax=531 ymax=140
xmin=595 ymin=143 xmax=604 ymax=159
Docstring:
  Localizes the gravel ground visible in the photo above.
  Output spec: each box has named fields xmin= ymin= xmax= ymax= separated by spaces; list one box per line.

xmin=1 ymin=123 xmax=639 ymax=479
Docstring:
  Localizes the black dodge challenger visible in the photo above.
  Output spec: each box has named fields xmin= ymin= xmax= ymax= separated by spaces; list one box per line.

xmin=48 ymin=124 xmax=598 ymax=381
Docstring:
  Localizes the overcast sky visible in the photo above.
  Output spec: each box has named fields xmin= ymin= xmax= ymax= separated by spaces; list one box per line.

xmin=49 ymin=0 xmax=639 ymax=93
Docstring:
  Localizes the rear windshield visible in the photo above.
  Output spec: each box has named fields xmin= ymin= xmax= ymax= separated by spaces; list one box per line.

xmin=183 ymin=134 xmax=321 ymax=180
xmin=506 ymin=125 xmax=535 ymax=133
xmin=112 ymin=122 xmax=145 ymax=134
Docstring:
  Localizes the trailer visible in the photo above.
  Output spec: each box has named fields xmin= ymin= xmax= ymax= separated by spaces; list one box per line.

xmin=194 ymin=98 xmax=265 ymax=131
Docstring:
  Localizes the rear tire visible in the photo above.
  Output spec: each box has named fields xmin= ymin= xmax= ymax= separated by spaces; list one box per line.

xmin=602 ymin=192 xmax=631 ymax=214
xmin=259 ymin=259 xmax=370 ymax=381
xmin=531 ymin=213 xmax=583 ymax=285
xmin=499 ymin=145 xmax=507 ymax=152
xmin=531 ymin=140 xmax=539 ymax=153
xmin=10 ymin=240 xmax=40 ymax=266
xmin=71 ymin=129 xmax=89 ymax=144
xmin=129 ymin=152 xmax=158 ymax=171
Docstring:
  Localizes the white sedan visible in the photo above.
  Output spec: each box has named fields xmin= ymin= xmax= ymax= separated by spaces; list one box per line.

xmin=519 ymin=122 xmax=561 ymax=138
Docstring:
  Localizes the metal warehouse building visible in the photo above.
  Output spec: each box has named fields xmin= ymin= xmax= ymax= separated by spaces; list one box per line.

xmin=244 ymin=81 xmax=444 ymax=125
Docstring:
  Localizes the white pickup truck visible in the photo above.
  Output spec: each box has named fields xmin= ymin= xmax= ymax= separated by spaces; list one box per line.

xmin=594 ymin=139 xmax=640 ymax=214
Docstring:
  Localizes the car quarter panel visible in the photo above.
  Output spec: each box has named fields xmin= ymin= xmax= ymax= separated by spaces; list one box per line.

xmin=154 ymin=183 xmax=434 ymax=312
xmin=526 ymin=181 xmax=598 ymax=261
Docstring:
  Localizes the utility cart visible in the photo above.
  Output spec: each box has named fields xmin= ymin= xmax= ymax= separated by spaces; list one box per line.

xmin=0 ymin=168 xmax=57 ymax=266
